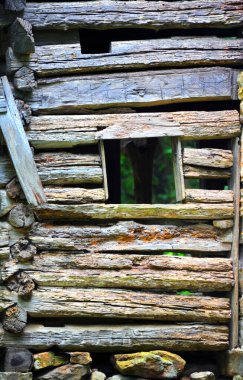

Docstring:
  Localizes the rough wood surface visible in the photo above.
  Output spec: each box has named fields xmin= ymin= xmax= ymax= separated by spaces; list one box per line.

xmin=0 ymin=287 xmax=231 ymax=323
xmin=8 ymin=204 xmax=35 ymax=229
xmin=7 ymin=38 xmax=243 ymax=77
xmin=0 ymin=80 xmax=6 ymax=113
xmin=213 ymin=220 xmax=234 ymax=229
xmin=2 ymin=304 xmax=27 ymax=334
xmin=184 ymin=165 xmax=231 ymax=179
xmin=4 ymin=0 xmax=26 ymax=12
xmin=0 ymin=190 xmax=15 ymax=217
xmin=14 ymin=67 xmax=36 ymax=92
xmin=172 ymin=138 xmax=185 ymax=202
xmin=6 ymin=271 xmax=35 ymax=297
xmin=0 ymin=323 xmax=229 ymax=351
xmin=34 ymin=203 xmax=234 ymax=221
xmin=44 ymin=187 xmax=105 ymax=204
xmin=19 ymin=68 xmax=239 ymax=114
xmin=183 ymin=148 xmax=233 ymax=169
xmin=4 ymin=348 xmax=33 ymax=373
xmin=28 ymin=221 xmax=232 ymax=253
xmin=186 ymin=190 xmax=234 ymax=203
xmin=19 ymin=1 xmax=243 ymax=30
xmin=9 ymin=18 xmax=34 ymax=55
xmin=0 ymin=373 xmax=32 ymax=380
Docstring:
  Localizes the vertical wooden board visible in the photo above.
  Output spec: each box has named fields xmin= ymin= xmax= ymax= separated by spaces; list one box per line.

xmin=0 ymin=77 xmax=46 ymax=206
xmin=172 ymin=137 xmax=185 ymax=202
xmin=99 ymin=141 xmax=108 ymax=201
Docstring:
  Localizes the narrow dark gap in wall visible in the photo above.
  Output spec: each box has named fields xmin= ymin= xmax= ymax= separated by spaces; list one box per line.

xmin=79 ymin=30 xmax=111 ymax=54
xmin=104 ymin=140 xmax=121 ymax=203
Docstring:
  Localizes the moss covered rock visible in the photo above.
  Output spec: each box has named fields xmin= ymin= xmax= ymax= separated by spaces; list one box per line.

xmin=33 ymin=352 xmax=69 ymax=371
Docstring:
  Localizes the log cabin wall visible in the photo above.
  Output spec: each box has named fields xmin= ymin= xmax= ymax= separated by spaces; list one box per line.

xmin=0 ymin=0 xmax=243 ymax=377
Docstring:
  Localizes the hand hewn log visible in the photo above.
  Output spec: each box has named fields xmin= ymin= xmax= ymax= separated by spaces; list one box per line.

xmin=18 ymin=68 xmax=239 ymax=114
xmin=185 ymin=190 xmax=234 ymax=203
xmin=0 ymin=286 xmax=231 ymax=323
xmin=183 ymin=148 xmax=233 ymax=169
xmin=44 ymin=187 xmax=105 ymax=204
xmin=2 ymin=304 xmax=27 ymax=334
xmin=6 ymin=38 xmax=243 ymax=77
xmin=19 ymin=1 xmax=243 ymax=30
xmin=8 ymin=204 xmax=35 ymax=229
xmin=184 ymin=165 xmax=231 ymax=179
xmin=4 ymin=0 xmax=26 ymax=11
xmin=9 ymin=18 xmax=34 ymax=55
xmin=4 ymin=348 xmax=33 ymax=373
xmin=0 ymin=323 xmax=229 ymax=351
xmin=14 ymin=67 xmax=37 ymax=92
xmin=33 ymin=203 xmax=234 ymax=221
xmin=27 ymin=221 xmax=232 ymax=253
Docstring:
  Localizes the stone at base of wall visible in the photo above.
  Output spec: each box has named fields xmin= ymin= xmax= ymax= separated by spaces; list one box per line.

xmin=0 ymin=374 xmax=32 ymax=380
xmin=219 ymin=349 xmax=243 ymax=376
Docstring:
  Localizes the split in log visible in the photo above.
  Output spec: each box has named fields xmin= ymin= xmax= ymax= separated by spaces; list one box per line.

xmin=0 ymin=323 xmax=229 ymax=351
xmin=185 ymin=190 xmax=234 ymax=203
xmin=0 ymin=190 xmax=15 ymax=217
xmin=18 ymin=68 xmax=239 ymax=114
xmin=0 ymin=286 xmax=231 ymax=323
xmin=2 ymin=304 xmax=27 ymax=334
xmin=183 ymin=148 xmax=233 ymax=169
xmin=8 ymin=204 xmax=35 ymax=229
xmin=33 ymin=203 xmax=234 ymax=221
xmin=19 ymin=1 xmax=243 ymax=30
xmin=14 ymin=67 xmax=36 ymax=92
xmin=4 ymin=348 xmax=33 ymax=373
xmin=184 ymin=165 xmax=231 ymax=179
xmin=9 ymin=18 xmax=35 ymax=55
xmin=2 ymin=255 xmax=234 ymax=292
xmin=6 ymin=271 xmax=35 ymax=297
xmin=44 ymin=187 xmax=106 ymax=204
xmin=4 ymin=0 xmax=26 ymax=12
xmin=28 ymin=221 xmax=232 ymax=253
xmin=11 ymin=239 xmax=36 ymax=263
xmin=6 ymin=38 xmax=243 ymax=77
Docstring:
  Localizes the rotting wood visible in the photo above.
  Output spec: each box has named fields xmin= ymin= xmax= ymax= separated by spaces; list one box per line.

xmin=4 ymin=0 xmax=26 ymax=12
xmin=18 ymin=68 xmax=239 ymax=114
xmin=18 ymin=1 xmax=243 ymax=31
xmin=14 ymin=67 xmax=36 ymax=92
xmin=183 ymin=148 xmax=233 ymax=169
xmin=11 ymin=239 xmax=36 ymax=263
xmin=172 ymin=138 xmax=185 ymax=202
xmin=0 ymin=286 xmax=231 ymax=323
xmin=7 ymin=38 xmax=243 ymax=77
xmin=186 ymin=190 xmax=234 ymax=203
xmin=28 ymin=221 xmax=232 ymax=253
xmin=184 ymin=165 xmax=231 ymax=179
xmin=33 ymin=203 xmax=234 ymax=221
xmin=8 ymin=204 xmax=35 ymax=229
xmin=0 ymin=76 xmax=46 ymax=205
xmin=6 ymin=271 xmax=35 ymax=297
xmin=9 ymin=18 xmax=35 ymax=55
xmin=2 ymin=304 xmax=27 ymax=334
xmin=44 ymin=187 xmax=106 ymax=204
xmin=0 ymin=323 xmax=229 ymax=351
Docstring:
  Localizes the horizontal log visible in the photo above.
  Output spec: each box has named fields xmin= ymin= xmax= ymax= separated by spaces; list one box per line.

xmin=0 ymin=287 xmax=231 ymax=323
xmin=6 ymin=38 xmax=243 ymax=77
xmin=35 ymin=152 xmax=101 ymax=167
xmin=34 ymin=203 xmax=234 ymax=221
xmin=186 ymin=189 xmax=234 ymax=203
xmin=183 ymin=148 xmax=233 ymax=169
xmin=19 ymin=68 xmax=239 ymax=114
xmin=0 ymin=247 xmax=10 ymax=261
xmin=184 ymin=165 xmax=231 ymax=179
xmin=44 ymin=187 xmax=105 ymax=204
xmin=19 ymin=1 xmax=243 ymax=30
xmin=28 ymin=221 xmax=232 ymax=252
xmin=0 ymin=323 xmax=229 ymax=351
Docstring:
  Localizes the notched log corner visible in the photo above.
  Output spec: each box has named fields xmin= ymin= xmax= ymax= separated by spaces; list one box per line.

xmin=11 ymin=239 xmax=36 ymax=263
xmin=2 ymin=303 xmax=27 ymax=334
xmin=8 ymin=204 xmax=35 ymax=229
xmin=6 ymin=271 xmax=35 ymax=297
xmin=10 ymin=17 xmax=35 ymax=55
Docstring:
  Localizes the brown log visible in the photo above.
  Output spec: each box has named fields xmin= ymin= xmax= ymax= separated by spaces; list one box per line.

xmin=6 ymin=271 xmax=35 ymax=297
xmin=10 ymin=18 xmax=35 ymax=55
xmin=44 ymin=187 xmax=105 ymax=204
xmin=14 ymin=67 xmax=37 ymax=92
xmin=4 ymin=348 xmax=33 ymax=373
xmin=183 ymin=148 xmax=233 ymax=169
xmin=185 ymin=190 xmax=234 ymax=203
xmin=2 ymin=304 xmax=27 ymax=334
xmin=8 ymin=204 xmax=35 ymax=229
xmin=184 ymin=165 xmax=231 ymax=179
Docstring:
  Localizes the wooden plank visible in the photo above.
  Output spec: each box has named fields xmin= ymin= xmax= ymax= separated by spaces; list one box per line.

xmin=34 ymin=203 xmax=234 ymax=221
xmin=0 ymin=77 xmax=46 ymax=206
xmin=44 ymin=187 xmax=105 ymax=204
xmin=0 ymin=287 xmax=231 ymax=323
xmin=184 ymin=165 xmax=231 ymax=179
xmin=186 ymin=189 xmax=234 ymax=203
xmin=19 ymin=1 xmax=243 ymax=30
xmin=183 ymin=148 xmax=233 ymax=169
xmin=172 ymin=138 xmax=185 ymax=202
xmin=19 ymin=68 xmax=239 ymax=114
xmin=0 ymin=80 xmax=6 ymax=113
xmin=28 ymin=221 xmax=232 ymax=253
xmin=7 ymin=37 xmax=243 ymax=77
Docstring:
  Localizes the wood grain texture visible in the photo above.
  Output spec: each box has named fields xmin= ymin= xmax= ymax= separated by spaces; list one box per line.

xmin=9 ymin=18 xmax=35 ymax=55
xmin=172 ymin=138 xmax=185 ymax=202
xmin=28 ymin=221 xmax=232 ymax=253
xmin=19 ymin=68 xmax=239 ymax=114
xmin=0 ymin=190 xmax=15 ymax=217
xmin=183 ymin=148 xmax=233 ymax=169
xmin=19 ymin=1 xmax=243 ymax=30
xmin=0 ymin=287 xmax=231 ymax=323
xmin=44 ymin=187 xmax=105 ymax=204
xmin=6 ymin=38 xmax=243 ymax=77
xmin=184 ymin=165 xmax=231 ymax=179
xmin=34 ymin=203 xmax=234 ymax=221
xmin=186 ymin=189 xmax=234 ymax=203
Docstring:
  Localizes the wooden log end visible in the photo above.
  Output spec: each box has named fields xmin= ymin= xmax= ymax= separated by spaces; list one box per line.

xmin=14 ymin=67 xmax=37 ymax=92
xmin=2 ymin=304 xmax=27 ymax=334
xmin=6 ymin=271 xmax=35 ymax=297
xmin=11 ymin=239 xmax=36 ymax=263
xmin=8 ymin=204 xmax=35 ymax=229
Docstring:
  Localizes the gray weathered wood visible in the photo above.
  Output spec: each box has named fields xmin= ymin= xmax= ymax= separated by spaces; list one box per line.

xmin=172 ymin=138 xmax=185 ymax=202
xmin=0 ymin=77 xmax=46 ymax=206
xmin=27 ymin=221 xmax=232 ymax=253
xmin=0 ymin=323 xmax=229 ymax=351
xmin=2 ymin=304 xmax=27 ymax=334
xmin=34 ymin=203 xmax=234 ymax=221
xmin=4 ymin=348 xmax=33 ymax=373
xmin=7 ymin=37 xmax=243 ymax=77
xmin=6 ymin=271 xmax=35 ymax=297
xmin=14 ymin=67 xmax=36 ymax=92
xmin=186 ymin=190 xmax=234 ymax=203
xmin=19 ymin=68 xmax=239 ymax=114
xmin=19 ymin=1 xmax=243 ymax=30
xmin=8 ymin=204 xmax=35 ymax=229
xmin=10 ymin=18 xmax=35 ymax=55
xmin=213 ymin=220 xmax=234 ymax=229
xmin=0 ymin=80 xmax=6 ymax=113
xmin=11 ymin=239 xmax=36 ymax=263
xmin=44 ymin=187 xmax=105 ymax=204
xmin=0 ymin=287 xmax=231 ymax=323
xmin=184 ymin=165 xmax=231 ymax=179
xmin=4 ymin=0 xmax=26 ymax=11
xmin=0 ymin=373 xmax=32 ymax=380
xmin=0 ymin=190 xmax=15 ymax=217
xmin=183 ymin=148 xmax=233 ymax=169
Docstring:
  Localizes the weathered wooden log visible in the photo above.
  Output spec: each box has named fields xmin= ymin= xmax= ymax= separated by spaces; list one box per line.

xmin=28 ymin=221 xmax=232 ymax=253
xmin=0 ymin=373 xmax=32 ymax=380
xmin=0 ymin=153 xmax=16 ymax=188
xmin=9 ymin=18 xmax=34 ymax=55
xmin=44 ymin=187 xmax=105 ymax=204
xmin=0 ymin=323 xmax=229 ymax=351
xmin=183 ymin=148 xmax=233 ymax=169
xmin=14 ymin=67 xmax=37 ymax=92
xmin=213 ymin=220 xmax=234 ymax=229
xmin=34 ymin=203 xmax=234 ymax=221
xmin=11 ymin=239 xmax=36 ymax=263
xmin=4 ymin=348 xmax=33 ymax=373
xmin=26 ymin=111 xmax=240 ymax=151
xmin=6 ymin=271 xmax=35 ymax=297
xmin=4 ymin=0 xmax=26 ymax=12
xmin=2 ymin=304 xmax=27 ymax=334
xmin=19 ymin=68 xmax=239 ymax=114
xmin=35 ymin=152 xmax=101 ymax=167
xmin=6 ymin=38 xmax=243 ymax=77
xmin=185 ymin=190 xmax=234 ymax=203
xmin=0 ymin=190 xmax=15 ymax=217
xmin=8 ymin=204 xmax=35 ymax=229
xmin=184 ymin=165 xmax=231 ymax=179
xmin=19 ymin=1 xmax=243 ymax=30
xmin=0 ymin=287 xmax=231 ymax=323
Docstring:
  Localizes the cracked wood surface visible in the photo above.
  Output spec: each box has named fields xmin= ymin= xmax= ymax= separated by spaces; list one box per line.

xmin=183 ymin=148 xmax=233 ymax=169
xmin=185 ymin=189 xmax=234 ymax=203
